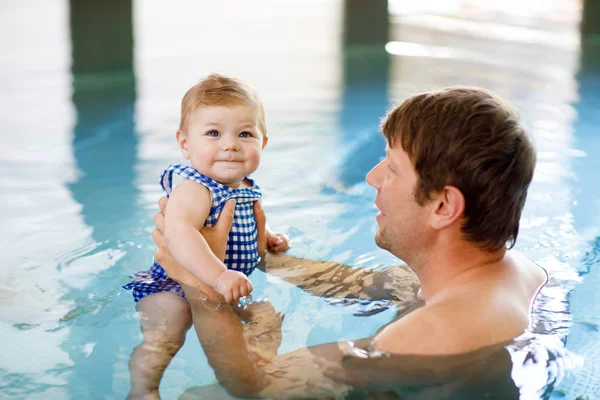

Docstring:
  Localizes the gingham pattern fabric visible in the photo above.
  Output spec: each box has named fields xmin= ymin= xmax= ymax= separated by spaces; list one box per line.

xmin=123 ymin=164 xmax=262 ymax=302
xmin=123 ymin=261 xmax=185 ymax=301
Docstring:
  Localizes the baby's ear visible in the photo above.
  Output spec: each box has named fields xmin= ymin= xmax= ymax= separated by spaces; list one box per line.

xmin=176 ymin=130 xmax=190 ymax=159
xmin=261 ymin=135 xmax=268 ymax=149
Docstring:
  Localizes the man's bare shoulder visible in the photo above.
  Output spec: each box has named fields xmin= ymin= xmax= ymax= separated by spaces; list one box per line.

xmin=372 ymin=301 xmax=487 ymax=356
xmin=373 ymin=251 xmax=546 ymax=356
xmin=507 ymin=250 xmax=548 ymax=288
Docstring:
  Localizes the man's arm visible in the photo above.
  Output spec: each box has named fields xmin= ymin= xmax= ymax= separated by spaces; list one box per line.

xmin=261 ymin=252 xmax=420 ymax=306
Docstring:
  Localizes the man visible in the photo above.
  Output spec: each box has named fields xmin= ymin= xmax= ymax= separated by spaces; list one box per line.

xmin=151 ymin=87 xmax=547 ymax=398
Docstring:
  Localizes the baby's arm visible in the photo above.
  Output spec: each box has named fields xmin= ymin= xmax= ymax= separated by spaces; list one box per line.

xmin=165 ymin=180 xmax=252 ymax=302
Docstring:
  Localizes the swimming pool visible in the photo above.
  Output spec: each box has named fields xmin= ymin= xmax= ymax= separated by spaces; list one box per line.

xmin=2 ymin=1 xmax=599 ymax=399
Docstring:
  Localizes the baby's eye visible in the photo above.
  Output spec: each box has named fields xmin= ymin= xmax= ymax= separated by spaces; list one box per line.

xmin=387 ymin=164 xmax=395 ymax=174
xmin=239 ymin=131 xmax=252 ymax=138
xmin=207 ymin=130 xmax=219 ymax=137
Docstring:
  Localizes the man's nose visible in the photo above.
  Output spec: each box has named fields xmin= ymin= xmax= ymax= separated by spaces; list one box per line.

xmin=366 ymin=161 xmax=383 ymax=189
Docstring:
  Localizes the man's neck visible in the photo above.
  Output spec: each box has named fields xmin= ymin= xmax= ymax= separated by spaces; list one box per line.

xmin=411 ymin=241 xmax=506 ymax=303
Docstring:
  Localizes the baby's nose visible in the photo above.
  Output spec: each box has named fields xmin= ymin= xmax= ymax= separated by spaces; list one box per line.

xmin=222 ymin=136 xmax=241 ymax=151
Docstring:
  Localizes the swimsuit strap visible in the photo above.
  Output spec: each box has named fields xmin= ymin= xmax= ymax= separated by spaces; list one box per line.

xmin=160 ymin=164 xmax=225 ymax=197
xmin=159 ymin=164 xmax=260 ymax=198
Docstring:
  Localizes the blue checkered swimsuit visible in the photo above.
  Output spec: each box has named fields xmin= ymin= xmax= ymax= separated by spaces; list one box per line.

xmin=123 ymin=164 xmax=262 ymax=302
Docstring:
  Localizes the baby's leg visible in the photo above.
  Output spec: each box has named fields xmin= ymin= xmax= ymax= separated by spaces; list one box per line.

xmin=127 ymin=292 xmax=192 ymax=400
xmin=235 ymin=301 xmax=284 ymax=362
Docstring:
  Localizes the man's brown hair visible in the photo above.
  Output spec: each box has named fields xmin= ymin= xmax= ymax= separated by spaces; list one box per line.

xmin=179 ymin=73 xmax=266 ymax=135
xmin=381 ymin=87 xmax=536 ymax=252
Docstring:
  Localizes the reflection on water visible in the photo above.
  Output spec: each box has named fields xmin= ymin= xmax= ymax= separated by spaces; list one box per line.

xmin=65 ymin=70 xmax=140 ymax=396
xmin=1 ymin=0 xmax=599 ymax=398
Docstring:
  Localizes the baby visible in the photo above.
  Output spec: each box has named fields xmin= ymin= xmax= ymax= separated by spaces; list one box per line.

xmin=123 ymin=74 xmax=289 ymax=399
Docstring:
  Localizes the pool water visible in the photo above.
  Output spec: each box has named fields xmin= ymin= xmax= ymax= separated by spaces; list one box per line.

xmin=1 ymin=1 xmax=599 ymax=399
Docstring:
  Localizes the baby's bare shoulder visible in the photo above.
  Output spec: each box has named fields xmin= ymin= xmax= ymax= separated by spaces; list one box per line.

xmin=172 ymin=179 xmax=210 ymax=196
xmin=166 ymin=181 xmax=212 ymax=226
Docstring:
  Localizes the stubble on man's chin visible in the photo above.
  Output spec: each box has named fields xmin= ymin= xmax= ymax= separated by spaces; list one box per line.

xmin=375 ymin=229 xmax=406 ymax=263
xmin=374 ymin=229 xmax=390 ymax=252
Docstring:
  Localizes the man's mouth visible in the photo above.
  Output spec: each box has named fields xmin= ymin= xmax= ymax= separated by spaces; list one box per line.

xmin=374 ymin=201 xmax=384 ymax=216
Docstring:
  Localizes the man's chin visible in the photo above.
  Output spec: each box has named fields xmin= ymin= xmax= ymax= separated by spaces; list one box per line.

xmin=374 ymin=230 xmax=388 ymax=250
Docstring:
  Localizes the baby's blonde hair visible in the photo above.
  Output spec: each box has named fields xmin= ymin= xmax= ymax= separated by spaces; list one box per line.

xmin=179 ymin=74 xmax=266 ymax=135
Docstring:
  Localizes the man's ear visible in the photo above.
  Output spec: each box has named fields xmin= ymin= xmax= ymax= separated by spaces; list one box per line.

xmin=176 ymin=130 xmax=190 ymax=159
xmin=262 ymin=135 xmax=268 ymax=150
xmin=430 ymin=186 xmax=465 ymax=230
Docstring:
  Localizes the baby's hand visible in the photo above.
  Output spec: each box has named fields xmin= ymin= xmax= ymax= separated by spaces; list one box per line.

xmin=267 ymin=233 xmax=290 ymax=252
xmin=214 ymin=270 xmax=253 ymax=303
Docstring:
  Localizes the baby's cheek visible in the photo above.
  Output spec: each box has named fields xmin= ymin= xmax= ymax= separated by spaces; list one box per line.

xmin=248 ymin=151 xmax=262 ymax=170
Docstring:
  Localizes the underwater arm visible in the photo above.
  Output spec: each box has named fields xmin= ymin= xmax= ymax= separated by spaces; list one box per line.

xmin=262 ymin=252 xmax=419 ymax=303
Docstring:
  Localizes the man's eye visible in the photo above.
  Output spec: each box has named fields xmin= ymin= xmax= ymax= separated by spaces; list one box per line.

xmin=239 ymin=131 xmax=252 ymax=138
xmin=207 ymin=130 xmax=219 ymax=137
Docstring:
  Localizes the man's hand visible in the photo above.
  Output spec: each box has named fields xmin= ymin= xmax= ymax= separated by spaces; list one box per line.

xmin=214 ymin=270 xmax=253 ymax=303
xmin=253 ymin=200 xmax=267 ymax=259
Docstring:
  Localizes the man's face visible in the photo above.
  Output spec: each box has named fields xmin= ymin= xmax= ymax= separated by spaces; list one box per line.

xmin=366 ymin=143 xmax=431 ymax=263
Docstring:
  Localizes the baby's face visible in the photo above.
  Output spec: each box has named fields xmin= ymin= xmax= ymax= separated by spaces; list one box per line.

xmin=178 ymin=104 xmax=267 ymax=187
